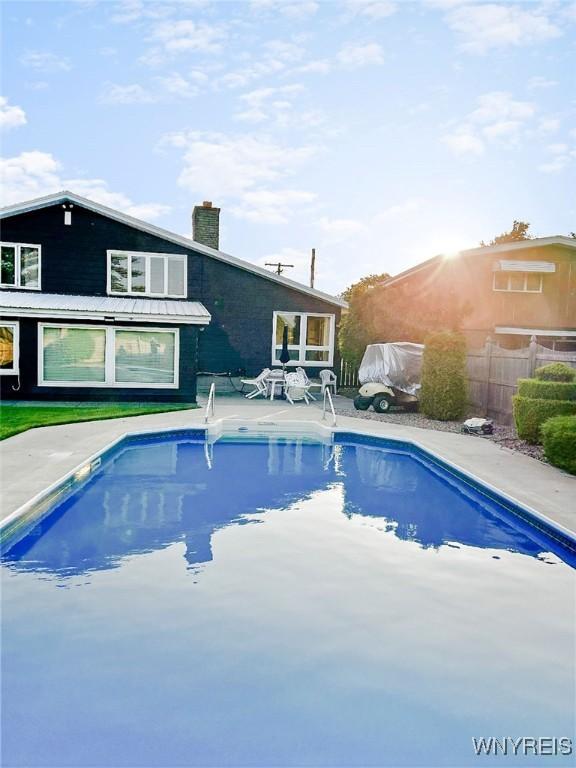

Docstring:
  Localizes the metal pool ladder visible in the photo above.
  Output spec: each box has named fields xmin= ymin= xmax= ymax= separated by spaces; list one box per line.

xmin=205 ymin=382 xmax=216 ymax=423
xmin=322 ymin=387 xmax=337 ymax=427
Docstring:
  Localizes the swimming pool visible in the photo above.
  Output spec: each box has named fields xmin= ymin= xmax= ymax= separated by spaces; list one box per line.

xmin=2 ymin=432 xmax=575 ymax=767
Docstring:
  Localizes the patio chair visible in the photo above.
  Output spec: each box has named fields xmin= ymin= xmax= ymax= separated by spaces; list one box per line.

xmin=296 ymin=367 xmax=317 ymax=400
xmin=241 ymin=368 xmax=271 ymax=399
xmin=285 ymin=371 xmax=312 ymax=405
xmin=307 ymin=368 xmax=337 ymax=397
xmin=320 ymin=369 xmax=337 ymax=395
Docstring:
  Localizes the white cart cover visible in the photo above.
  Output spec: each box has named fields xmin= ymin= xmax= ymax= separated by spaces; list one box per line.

xmin=358 ymin=342 xmax=424 ymax=395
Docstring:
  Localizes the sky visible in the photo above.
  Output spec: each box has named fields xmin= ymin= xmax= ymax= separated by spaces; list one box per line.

xmin=1 ymin=0 xmax=575 ymax=296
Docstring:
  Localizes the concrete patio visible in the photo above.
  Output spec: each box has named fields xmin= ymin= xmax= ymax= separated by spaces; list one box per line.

xmin=1 ymin=393 xmax=575 ymax=538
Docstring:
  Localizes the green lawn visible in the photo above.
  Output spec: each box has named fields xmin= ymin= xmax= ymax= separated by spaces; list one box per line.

xmin=0 ymin=402 xmax=196 ymax=441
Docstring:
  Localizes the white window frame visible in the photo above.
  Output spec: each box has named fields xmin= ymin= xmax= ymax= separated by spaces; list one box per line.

xmin=0 ymin=321 xmax=20 ymax=375
xmin=271 ymin=311 xmax=335 ymax=367
xmin=38 ymin=323 xmax=179 ymax=389
xmin=0 ymin=242 xmax=42 ymax=290
xmin=493 ymin=272 xmax=543 ymax=293
xmin=107 ymin=250 xmax=187 ymax=299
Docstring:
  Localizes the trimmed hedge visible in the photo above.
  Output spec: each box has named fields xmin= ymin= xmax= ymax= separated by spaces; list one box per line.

xmin=512 ymin=396 xmax=576 ymax=444
xmin=534 ymin=362 xmax=576 ymax=382
xmin=541 ymin=416 xmax=576 ymax=475
xmin=517 ymin=378 xmax=576 ymax=401
xmin=420 ymin=331 xmax=468 ymax=421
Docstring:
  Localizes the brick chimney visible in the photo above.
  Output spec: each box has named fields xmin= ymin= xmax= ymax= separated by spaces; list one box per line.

xmin=192 ymin=201 xmax=220 ymax=250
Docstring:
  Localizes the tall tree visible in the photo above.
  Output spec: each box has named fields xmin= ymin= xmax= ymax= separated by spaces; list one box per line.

xmin=339 ymin=273 xmax=389 ymax=367
xmin=481 ymin=220 xmax=532 ymax=246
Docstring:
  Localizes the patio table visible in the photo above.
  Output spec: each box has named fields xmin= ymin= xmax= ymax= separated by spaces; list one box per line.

xmin=265 ymin=370 xmax=286 ymax=400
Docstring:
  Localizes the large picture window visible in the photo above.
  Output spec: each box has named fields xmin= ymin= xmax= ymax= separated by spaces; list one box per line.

xmin=272 ymin=312 xmax=335 ymax=366
xmin=0 ymin=322 xmax=19 ymax=375
xmin=1 ymin=242 xmax=41 ymax=289
xmin=39 ymin=324 xmax=179 ymax=388
xmin=108 ymin=251 xmax=186 ymax=298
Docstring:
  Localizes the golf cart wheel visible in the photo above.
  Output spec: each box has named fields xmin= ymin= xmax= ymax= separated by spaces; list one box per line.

xmin=372 ymin=394 xmax=392 ymax=413
xmin=353 ymin=395 xmax=373 ymax=411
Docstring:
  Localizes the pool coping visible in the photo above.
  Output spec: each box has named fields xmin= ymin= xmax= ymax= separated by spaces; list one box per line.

xmin=1 ymin=418 xmax=575 ymax=555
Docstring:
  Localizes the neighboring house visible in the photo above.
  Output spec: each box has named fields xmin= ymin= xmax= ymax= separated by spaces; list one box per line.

xmin=0 ymin=192 xmax=346 ymax=402
xmin=376 ymin=236 xmax=576 ymax=350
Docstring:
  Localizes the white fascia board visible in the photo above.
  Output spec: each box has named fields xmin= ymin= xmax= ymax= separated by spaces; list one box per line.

xmin=495 ymin=326 xmax=576 ymax=337
xmin=1 ymin=191 xmax=348 ymax=309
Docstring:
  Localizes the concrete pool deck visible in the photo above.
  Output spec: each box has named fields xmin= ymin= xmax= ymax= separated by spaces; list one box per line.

xmin=1 ymin=395 xmax=575 ymax=537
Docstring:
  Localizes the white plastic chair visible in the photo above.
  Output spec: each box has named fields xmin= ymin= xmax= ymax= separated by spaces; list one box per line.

xmin=296 ymin=367 xmax=317 ymax=400
xmin=320 ymin=369 xmax=337 ymax=395
xmin=284 ymin=371 xmax=312 ymax=405
xmin=241 ymin=368 xmax=271 ymax=399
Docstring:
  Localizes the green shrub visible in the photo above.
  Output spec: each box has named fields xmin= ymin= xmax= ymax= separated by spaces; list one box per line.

xmin=512 ymin=396 xmax=576 ymax=444
xmin=541 ymin=416 xmax=576 ymax=475
xmin=534 ymin=362 xmax=576 ymax=382
xmin=517 ymin=378 xmax=576 ymax=401
xmin=420 ymin=331 xmax=468 ymax=421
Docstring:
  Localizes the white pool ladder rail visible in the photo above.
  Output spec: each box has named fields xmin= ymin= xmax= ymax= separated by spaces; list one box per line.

xmin=322 ymin=387 xmax=337 ymax=427
xmin=205 ymin=382 xmax=216 ymax=423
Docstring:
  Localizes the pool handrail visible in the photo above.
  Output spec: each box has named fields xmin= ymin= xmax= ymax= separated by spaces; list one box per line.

xmin=205 ymin=382 xmax=216 ymax=423
xmin=322 ymin=387 xmax=337 ymax=427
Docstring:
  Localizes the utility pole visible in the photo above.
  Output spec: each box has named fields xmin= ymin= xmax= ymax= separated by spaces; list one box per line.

xmin=265 ymin=262 xmax=294 ymax=275
xmin=310 ymin=248 xmax=316 ymax=288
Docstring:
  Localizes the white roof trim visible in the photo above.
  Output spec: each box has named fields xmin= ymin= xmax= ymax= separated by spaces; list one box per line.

xmin=381 ymin=235 xmax=575 ymax=289
xmin=494 ymin=260 xmax=556 ymax=273
xmin=0 ymin=191 xmax=347 ymax=309
xmin=0 ymin=290 xmax=211 ymax=325
xmin=495 ymin=326 xmax=576 ymax=338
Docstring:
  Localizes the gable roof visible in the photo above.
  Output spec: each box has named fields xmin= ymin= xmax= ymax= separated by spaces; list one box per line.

xmin=0 ymin=191 xmax=347 ymax=309
xmin=380 ymin=236 xmax=576 ymax=289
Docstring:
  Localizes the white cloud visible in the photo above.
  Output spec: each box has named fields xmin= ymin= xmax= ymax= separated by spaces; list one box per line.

xmin=234 ymin=84 xmax=306 ymax=124
xmin=249 ymin=0 xmax=319 ymax=19
xmin=319 ymin=216 xmax=366 ymax=243
xmin=232 ymin=189 xmax=316 ymax=223
xmin=100 ymin=83 xmax=154 ymax=104
xmin=0 ymin=150 xmax=170 ymax=220
xmin=337 ymin=42 xmax=384 ymax=68
xmin=154 ymin=72 xmax=201 ymax=99
xmin=443 ymin=92 xmax=539 ymax=156
xmin=527 ymin=75 xmax=558 ymax=90
xmin=344 ymin=1 xmax=397 ymax=19
xmin=20 ymin=50 xmax=71 ymax=72
xmin=148 ymin=19 xmax=226 ymax=56
xmin=0 ymin=97 xmax=27 ymax=130
xmin=538 ymin=143 xmax=575 ymax=174
xmin=442 ymin=130 xmax=484 ymax=155
xmin=160 ymin=130 xmax=318 ymax=222
xmin=444 ymin=3 xmax=561 ymax=54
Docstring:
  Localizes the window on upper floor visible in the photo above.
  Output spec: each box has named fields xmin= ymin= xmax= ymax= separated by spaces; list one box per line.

xmin=272 ymin=312 xmax=335 ymax=366
xmin=493 ymin=272 xmax=543 ymax=293
xmin=0 ymin=243 xmax=41 ymax=290
xmin=107 ymin=251 xmax=187 ymax=298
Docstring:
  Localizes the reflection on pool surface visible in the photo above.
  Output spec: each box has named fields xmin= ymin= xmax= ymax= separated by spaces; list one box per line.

xmin=2 ymin=436 xmax=575 ymax=767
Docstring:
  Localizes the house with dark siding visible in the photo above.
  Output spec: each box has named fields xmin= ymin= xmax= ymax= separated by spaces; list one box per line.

xmin=0 ymin=191 xmax=346 ymax=402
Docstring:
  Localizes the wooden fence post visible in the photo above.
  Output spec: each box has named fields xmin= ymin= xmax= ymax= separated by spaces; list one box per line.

xmin=483 ymin=335 xmax=492 ymax=415
xmin=528 ymin=334 xmax=538 ymax=378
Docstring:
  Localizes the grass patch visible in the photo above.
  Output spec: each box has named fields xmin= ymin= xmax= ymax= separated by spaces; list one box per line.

xmin=0 ymin=402 xmax=196 ymax=441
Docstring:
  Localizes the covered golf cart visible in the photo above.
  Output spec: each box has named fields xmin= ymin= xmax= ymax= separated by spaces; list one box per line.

xmin=354 ymin=342 xmax=424 ymax=413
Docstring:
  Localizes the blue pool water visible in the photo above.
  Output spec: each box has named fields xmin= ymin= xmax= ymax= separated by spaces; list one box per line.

xmin=2 ymin=435 xmax=575 ymax=767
